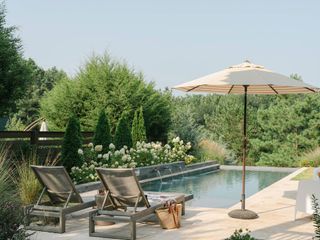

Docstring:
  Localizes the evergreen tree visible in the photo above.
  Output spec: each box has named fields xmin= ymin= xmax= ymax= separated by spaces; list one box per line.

xmin=93 ymin=110 xmax=111 ymax=151
xmin=131 ymin=109 xmax=139 ymax=147
xmin=0 ymin=3 xmax=32 ymax=116
xmin=114 ymin=112 xmax=132 ymax=149
xmin=132 ymin=107 xmax=147 ymax=147
xmin=61 ymin=116 xmax=83 ymax=172
xmin=138 ymin=107 xmax=147 ymax=142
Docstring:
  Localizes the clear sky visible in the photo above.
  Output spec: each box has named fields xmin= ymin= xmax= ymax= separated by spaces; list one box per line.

xmin=5 ymin=0 xmax=320 ymax=90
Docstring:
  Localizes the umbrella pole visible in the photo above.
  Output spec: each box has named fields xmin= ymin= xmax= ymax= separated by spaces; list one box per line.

xmin=241 ymin=85 xmax=248 ymax=210
xmin=228 ymin=85 xmax=258 ymax=219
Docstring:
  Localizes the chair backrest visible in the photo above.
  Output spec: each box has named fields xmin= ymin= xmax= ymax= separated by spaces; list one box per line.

xmin=96 ymin=168 xmax=150 ymax=209
xmin=31 ymin=165 xmax=83 ymax=204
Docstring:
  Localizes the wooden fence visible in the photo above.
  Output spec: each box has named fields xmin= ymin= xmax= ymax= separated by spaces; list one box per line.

xmin=0 ymin=130 xmax=94 ymax=160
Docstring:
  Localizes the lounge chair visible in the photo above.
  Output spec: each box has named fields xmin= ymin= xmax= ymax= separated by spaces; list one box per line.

xmin=89 ymin=168 xmax=193 ymax=240
xmin=24 ymin=165 xmax=96 ymax=233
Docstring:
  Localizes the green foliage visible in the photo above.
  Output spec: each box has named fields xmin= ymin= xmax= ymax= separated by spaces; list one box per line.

xmin=114 ymin=112 xmax=132 ymax=149
xmin=71 ymin=138 xmax=193 ymax=183
xmin=0 ymin=146 xmax=29 ymax=239
xmin=0 ymin=4 xmax=32 ymax=116
xmin=225 ymin=229 xmax=257 ymax=240
xmin=6 ymin=60 xmax=67 ymax=129
xmin=61 ymin=116 xmax=83 ymax=172
xmin=300 ymin=148 xmax=320 ymax=167
xmin=40 ymin=53 xmax=172 ymax=141
xmin=312 ymin=194 xmax=320 ymax=239
xmin=131 ymin=107 xmax=147 ymax=147
xmin=93 ymin=110 xmax=111 ymax=151
xmin=169 ymin=98 xmax=202 ymax=153
xmin=171 ymin=90 xmax=320 ymax=167
xmin=197 ymin=139 xmax=228 ymax=164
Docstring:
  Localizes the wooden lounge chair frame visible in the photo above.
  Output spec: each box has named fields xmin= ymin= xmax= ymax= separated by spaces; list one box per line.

xmin=89 ymin=168 xmax=193 ymax=240
xmin=24 ymin=165 xmax=96 ymax=233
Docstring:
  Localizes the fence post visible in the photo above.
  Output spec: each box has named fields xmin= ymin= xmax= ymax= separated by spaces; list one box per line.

xmin=30 ymin=129 xmax=39 ymax=147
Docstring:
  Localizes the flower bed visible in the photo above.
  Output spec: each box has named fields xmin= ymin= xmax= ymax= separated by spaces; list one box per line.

xmin=71 ymin=137 xmax=194 ymax=184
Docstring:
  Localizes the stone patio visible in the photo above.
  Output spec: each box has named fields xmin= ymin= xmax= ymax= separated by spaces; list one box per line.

xmin=30 ymin=168 xmax=314 ymax=240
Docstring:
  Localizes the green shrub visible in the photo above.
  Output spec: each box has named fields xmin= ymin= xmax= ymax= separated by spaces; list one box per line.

xmin=71 ymin=137 xmax=193 ymax=183
xmin=114 ymin=112 xmax=132 ymax=149
xmin=225 ymin=229 xmax=257 ymax=240
xmin=0 ymin=146 xmax=29 ymax=239
xmin=197 ymin=139 xmax=228 ymax=164
xmin=61 ymin=116 xmax=83 ymax=172
xmin=300 ymin=147 xmax=320 ymax=167
xmin=40 ymin=53 xmax=172 ymax=142
xmin=15 ymin=151 xmax=42 ymax=206
xmin=131 ymin=107 xmax=147 ymax=147
xmin=93 ymin=110 xmax=111 ymax=151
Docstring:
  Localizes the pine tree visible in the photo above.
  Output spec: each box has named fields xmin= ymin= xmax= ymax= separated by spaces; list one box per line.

xmin=61 ymin=116 xmax=83 ymax=172
xmin=114 ymin=112 xmax=132 ymax=149
xmin=93 ymin=110 xmax=111 ymax=151
xmin=138 ymin=106 xmax=147 ymax=142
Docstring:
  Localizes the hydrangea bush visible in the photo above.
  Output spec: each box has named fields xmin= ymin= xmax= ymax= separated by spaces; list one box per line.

xmin=71 ymin=137 xmax=194 ymax=184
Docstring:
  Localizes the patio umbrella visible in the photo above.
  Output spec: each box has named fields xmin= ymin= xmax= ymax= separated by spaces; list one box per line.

xmin=173 ymin=60 xmax=318 ymax=219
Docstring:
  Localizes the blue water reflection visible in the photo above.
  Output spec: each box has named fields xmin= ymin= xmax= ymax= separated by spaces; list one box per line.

xmin=142 ymin=170 xmax=288 ymax=208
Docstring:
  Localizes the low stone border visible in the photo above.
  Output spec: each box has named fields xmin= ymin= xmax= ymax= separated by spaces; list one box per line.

xmin=76 ymin=161 xmax=219 ymax=193
xmin=220 ymin=165 xmax=297 ymax=173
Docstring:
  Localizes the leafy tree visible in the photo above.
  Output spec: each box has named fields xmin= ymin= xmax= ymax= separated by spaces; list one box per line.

xmin=40 ymin=53 xmax=171 ymax=142
xmin=114 ymin=112 xmax=132 ymax=149
xmin=93 ymin=110 xmax=111 ymax=151
xmin=6 ymin=60 xmax=67 ymax=129
xmin=61 ymin=116 xmax=83 ymax=172
xmin=0 ymin=3 xmax=31 ymax=116
xmin=131 ymin=107 xmax=147 ymax=146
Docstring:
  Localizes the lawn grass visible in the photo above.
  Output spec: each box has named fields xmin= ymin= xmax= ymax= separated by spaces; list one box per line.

xmin=291 ymin=167 xmax=313 ymax=180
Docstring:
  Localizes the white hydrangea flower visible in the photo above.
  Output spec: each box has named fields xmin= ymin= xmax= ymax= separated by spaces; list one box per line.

xmin=122 ymin=155 xmax=128 ymax=162
xmin=78 ymin=149 xmax=84 ymax=155
xmin=88 ymin=142 xmax=94 ymax=148
xmin=172 ymin=137 xmax=180 ymax=143
xmin=103 ymin=153 xmax=108 ymax=159
xmin=109 ymin=143 xmax=115 ymax=150
xmin=95 ymin=145 xmax=103 ymax=152
xmin=114 ymin=150 xmax=120 ymax=156
xmin=97 ymin=154 xmax=102 ymax=158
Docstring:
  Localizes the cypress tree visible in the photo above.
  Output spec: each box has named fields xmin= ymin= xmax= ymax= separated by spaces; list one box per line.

xmin=131 ymin=109 xmax=139 ymax=147
xmin=61 ymin=116 xmax=83 ymax=172
xmin=93 ymin=110 xmax=111 ymax=151
xmin=114 ymin=112 xmax=132 ymax=149
xmin=138 ymin=106 xmax=147 ymax=142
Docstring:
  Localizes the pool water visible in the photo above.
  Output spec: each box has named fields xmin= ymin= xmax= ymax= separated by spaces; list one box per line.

xmin=142 ymin=170 xmax=289 ymax=208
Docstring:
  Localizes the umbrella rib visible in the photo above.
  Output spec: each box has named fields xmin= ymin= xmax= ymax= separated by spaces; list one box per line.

xmin=305 ymin=87 xmax=316 ymax=93
xmin=268 ymin=84 xmax=279 ymax=94
xmin=227 ymin=85 xmax=234 ymax=94
xmin=187 ymin=85 xmax=201 ymax=92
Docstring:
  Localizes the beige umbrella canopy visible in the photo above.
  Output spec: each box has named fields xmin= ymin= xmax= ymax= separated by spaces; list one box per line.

xmin=173 ymin=60 xmax=319 ymax=219
xmin=175 ymin=61 xmax=317 ymax=94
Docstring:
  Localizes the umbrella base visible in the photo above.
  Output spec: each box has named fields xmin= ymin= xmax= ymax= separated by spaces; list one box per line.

xmin=228 ymin=209 xmax=258 ymax=219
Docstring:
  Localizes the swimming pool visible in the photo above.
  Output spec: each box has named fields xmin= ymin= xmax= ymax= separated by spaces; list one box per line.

xmin=142 ymin=169 xmax=289 ymax=208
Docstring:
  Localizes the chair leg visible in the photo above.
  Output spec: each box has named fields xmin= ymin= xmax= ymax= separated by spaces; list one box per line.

xmin=89 ymin=211 xmax=96 ymax=236
xmin=130 ymin=220 xmax=136 ymax=240
xmin=23 ymin=205 xmax=31 ymax=228
xmin=59 ymin=211 xmax=66 ymax=233
xmin=181 ymin=201 xmax=185 ymax=216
